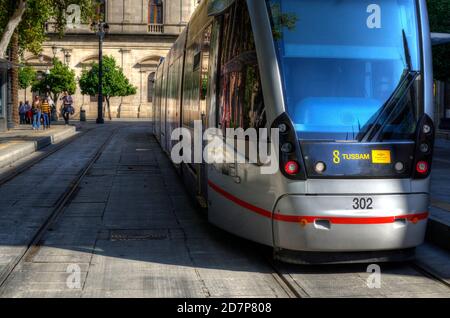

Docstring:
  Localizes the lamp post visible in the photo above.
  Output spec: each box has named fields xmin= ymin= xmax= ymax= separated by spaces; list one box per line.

xmin=90 ymin=21 xmax=109 ymax=124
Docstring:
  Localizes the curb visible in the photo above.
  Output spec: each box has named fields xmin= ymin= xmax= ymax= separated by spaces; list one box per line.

xmin=426 ymin=217 xmax=450 ymax=251
xmin=426 ymin=206 xmax=450 ymax=251
xmin=0 ymin=127 xmax=77 ymax=169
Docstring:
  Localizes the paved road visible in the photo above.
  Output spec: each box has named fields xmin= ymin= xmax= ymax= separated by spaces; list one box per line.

xmin=0 ymin=123 xmax=449 ymax=298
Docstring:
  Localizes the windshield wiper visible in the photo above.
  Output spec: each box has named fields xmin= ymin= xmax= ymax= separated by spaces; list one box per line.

xmin=357 ymin=30 xmax=419 ymax=142
xmin=402 ymin=29 xmax=413 ymax=72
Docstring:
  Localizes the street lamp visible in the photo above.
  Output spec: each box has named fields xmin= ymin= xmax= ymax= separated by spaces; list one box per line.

xmin=90 ymin=21 xmax=109 ymax=124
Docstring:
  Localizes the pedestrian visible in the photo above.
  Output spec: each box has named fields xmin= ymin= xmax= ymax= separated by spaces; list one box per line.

xmin=46 ymin=93 xmax=55 ymax=127
xmin=41 ymin=97 xmax=51 ymax=130
xmin=24 ymin=100 xmax=32 ymax=124
xmin=60 ymin=91 xmax=74 ymax=125
xmin=19 ymin=101 xmax=27 ymax=124
xmin=32 ymin=96 xmax=41 ymax=130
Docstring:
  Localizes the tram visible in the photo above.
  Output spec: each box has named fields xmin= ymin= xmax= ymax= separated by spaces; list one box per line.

xmin=153 ymin=0 xmax=435 ymax=263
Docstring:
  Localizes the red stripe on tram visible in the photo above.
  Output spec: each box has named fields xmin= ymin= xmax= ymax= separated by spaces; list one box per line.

xmin=207 ymin=180 xmax=429 ymax=225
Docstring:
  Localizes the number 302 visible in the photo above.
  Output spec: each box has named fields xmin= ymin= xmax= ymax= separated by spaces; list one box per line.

xmin=352 ymin=198 xmax=373 ymax=210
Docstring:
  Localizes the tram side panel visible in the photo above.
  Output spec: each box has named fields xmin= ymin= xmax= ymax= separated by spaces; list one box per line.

xmin=205 ymin=1 xmax=275 ymax=246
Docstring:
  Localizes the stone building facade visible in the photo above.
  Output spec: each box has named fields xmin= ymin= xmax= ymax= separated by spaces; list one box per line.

xmin=20 ymin=0 xmax=199 ymax=120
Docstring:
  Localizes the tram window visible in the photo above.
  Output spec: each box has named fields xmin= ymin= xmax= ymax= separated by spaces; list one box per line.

xmin=190 ymin=42 xmax=202 ymax=127
xmin=200 ymin=25 xmax=212 ymax=110
xmin=193 ymin=52 xmax=201 ymax=71
xmin=183 ymin=25 xmax=212 ymax=128
xmin=182 ymin=45 xmax=194 ymax=127
xmin=218 ymin=0 xmax=266 ymax=132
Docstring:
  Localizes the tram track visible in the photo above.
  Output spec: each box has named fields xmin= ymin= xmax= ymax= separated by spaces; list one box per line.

xmin=260 ymin=246 xmax=450 ymax=298
xmin=265 ymin=257 xmax=310 ymax=298
xmin=411 ymin=260 xmax=450 ymax=290
xmin=0 ymin=126 xmax=120 ymax=292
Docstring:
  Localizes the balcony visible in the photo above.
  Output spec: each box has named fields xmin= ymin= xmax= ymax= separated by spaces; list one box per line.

xmin=45 ymin=22 xmax=186 ymax=36
xmin=148 ymin=24 xmax=164 ymax=34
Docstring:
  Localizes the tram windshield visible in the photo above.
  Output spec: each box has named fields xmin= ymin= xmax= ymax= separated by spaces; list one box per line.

xmin=268 ymin=0 xmax=421 ymax=141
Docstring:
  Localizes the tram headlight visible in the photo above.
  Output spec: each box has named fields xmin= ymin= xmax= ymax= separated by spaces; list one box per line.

xmin=278 ymin=123 xmax=288 ymax=134
xmin=281 ymin=142 xmax=293 ymax=153
xmin=423 ymin=124 xmax=432 ymax=134
xmin=419 ymin=143 xmax=430 ymax=153
xmin=416 ymin=161 xmax=429 ymax=174
xmin=394 ymin=161 xmax=405 ymax=172
xmin=314 ymin=161 xmax=326 ymax=173
xmin=284 ymin=161 xmax=300 ymax=175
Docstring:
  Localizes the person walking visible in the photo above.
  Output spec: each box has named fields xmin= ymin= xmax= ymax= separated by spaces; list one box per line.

xmin=24 ymin=100 xmax=32 ymax=124
xmin=60 ymin=91 xmax=74 ymax=125
xmin=19 ymin=101 xmax=27 ymax=124
xmin=41 ymin=97 xmax=51 ymax=130
xmin=32 ymin=96 xmax=42 ymax=130
xmin=46 ymin=93 xmax=55 ymax=127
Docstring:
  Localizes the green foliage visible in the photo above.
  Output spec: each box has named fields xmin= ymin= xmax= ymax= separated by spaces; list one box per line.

xmin=79 ymin=55 xmax=137 ymax=99
xmin=427 ymin=0 xmax=450 ymax=32
xmin=18 ymin=65 xmax=36 ymax=89
xmin=0 ymin=0 xmax=96 ymax=56
xmin=427 ymin=0 xmax=450 ymax=81
xmin=269 ymin=3 xmax=299 ymax=40
xmin=32 ymin=59 xmax=76 ymax=99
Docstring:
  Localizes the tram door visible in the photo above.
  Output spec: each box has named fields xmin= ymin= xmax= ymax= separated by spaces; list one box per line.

xmin=206 ymin=3 xmax=273 ymax=246
xmin=160 ymin=61 xmax=169 ymax=151
xmin=154 ymin=66 xmax=162 ymax=141
xmin=197 ymin=25 xmax=212 ymax=203
xmin=180 ymin=18 xmax=213 ymax=203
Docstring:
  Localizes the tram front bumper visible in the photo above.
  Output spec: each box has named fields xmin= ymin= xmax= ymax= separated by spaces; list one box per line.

xmin=273 ymin=194 xmax=429 ymax=252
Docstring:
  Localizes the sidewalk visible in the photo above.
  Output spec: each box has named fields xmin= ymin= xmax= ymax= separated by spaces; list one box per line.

xmin=428 ymin=137 xmax=450 ymax=250
xmin=0 ymin=123 xmax=78 ymax=169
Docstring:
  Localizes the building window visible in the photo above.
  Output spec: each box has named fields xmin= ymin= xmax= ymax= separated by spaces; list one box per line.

xmin=96 ymin=0 xmax=107 ymax=22
xmin=148 ymin=72 xmax=155 ymax=102
xmin=149 ymin=0 xmax=163 ymax=24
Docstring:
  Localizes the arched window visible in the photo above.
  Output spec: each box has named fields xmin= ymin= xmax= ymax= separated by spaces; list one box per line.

xmin=96 ymin=0 xmax=107 ymax=22
xmin=148 ymin=72 xmax=156 ymax=102
xmin=148 ymin=0 xmax=163 ymax=24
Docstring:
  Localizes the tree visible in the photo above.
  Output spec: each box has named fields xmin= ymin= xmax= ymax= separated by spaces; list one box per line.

xmin=18 ymin=65 xmax=36 ymax=89
xmin=0 ymin=0 xmax=95 ymax=126
xmin=79 ymin=56 xmax=137 ymax=120
xmin=427 ymin=0 xmax=450 ymax=81
xmin=32 ymin=59 xmax=76 ymax=102
xmin=0 ymin=0 xmax=96 ymax=58
xmin=19 ymin=65 xmax=36 ymax=103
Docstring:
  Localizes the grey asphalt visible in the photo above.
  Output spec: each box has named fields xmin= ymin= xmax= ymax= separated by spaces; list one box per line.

xmin=0 ymin=123 xmax=289 ymax=298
